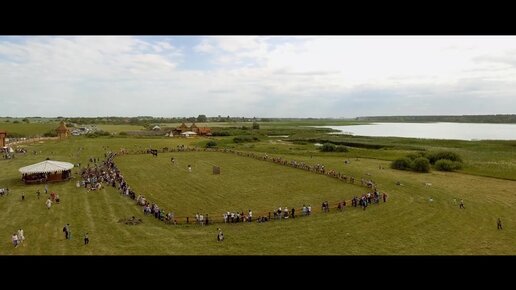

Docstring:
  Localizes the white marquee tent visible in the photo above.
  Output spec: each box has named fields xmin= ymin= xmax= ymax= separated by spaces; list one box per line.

xmin=19 ymin=160 xmax=74 ymax=184
xmin=180 ymin=131 xmax=197 ymax=137
xmin=19 ymin=160 xmax=74 ymax=174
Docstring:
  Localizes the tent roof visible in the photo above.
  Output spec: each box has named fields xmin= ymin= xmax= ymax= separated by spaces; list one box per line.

xmin=19 ymin=160 xmax=74 ymax=174
xmin=180 ymin=131 xmax=197 ymax=135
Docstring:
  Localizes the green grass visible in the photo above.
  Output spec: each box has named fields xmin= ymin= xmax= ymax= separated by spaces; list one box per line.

xmin=1 ymin=132 xmax=515 ymax=255
xmin=0 ymin=121 xmax=59 ymax=137
xmin=115 ymin=151 xmax=361 ymax=217
xmin=95 ymin=124 xmax=146 ymax=133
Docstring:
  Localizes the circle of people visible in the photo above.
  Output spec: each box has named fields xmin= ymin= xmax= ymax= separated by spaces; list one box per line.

xmin=77 ymin=145 xmax=387 ymax=227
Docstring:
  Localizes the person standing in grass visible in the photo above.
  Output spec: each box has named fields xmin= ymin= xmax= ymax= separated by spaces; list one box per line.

xmin=12 ymin=233 xmax=19 ymax=248
xmin=460 ymin=200 xmax=465 ymax=209
xmin=84 ymin=233 xmax=89 ymax=245
xmin=21 ymin=193 xmax=25 ymax=201
xmin=17 ymin=229 xmax=24 ymax=244
xmin=497 ymin=218 xmax=503 ymax=230
xmin=46 ymin=198 xmax=52 ymax=209
xmin=63 ymin=224 xmax=71 ymax=240
xmin=217 ymin=228 xmax=224 ymax=242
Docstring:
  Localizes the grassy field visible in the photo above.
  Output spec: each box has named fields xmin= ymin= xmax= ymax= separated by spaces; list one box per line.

xmin=115 ymin=151 xmax=363 ymax=217
xmin=1 ymin=129 xmax=515 ymax=255
xmin=95 ymin=124 xmax=146 ymax=133
xmin=0 ymin=121 xmax=59 ymax=137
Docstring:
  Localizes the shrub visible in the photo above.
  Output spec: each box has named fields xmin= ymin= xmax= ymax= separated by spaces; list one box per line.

xmin=43 ymin=131 xmax=58 ymax=137
xmin=6 ymin=132 xmax=25 ymax=138
xmin=434 ymin=159 xmax=463 ymax=171
xmin=119 ymin=131 xmax=128 ymax=136
xmin=86 ymin=130 xmax=110 ymax=138
xmin=206 ymin=141 xmax=217 ymax=148
xmin=427 ymin=151 xmax=462 ymax=164
xmin=320 ymin=143 xmax=336 ymax=152
xmin=212 ymin=131 xmax=230 ymax=136
xmin=334 ymin=145 xmax=349 ymax=152
xmin=411 ymin=157 xmax=431 ymax=173
xmin=319 ymin=143 xmax=349 ymax=152
xmin=292 ymin=141 xmax=308 ymax=145
xmin=406 ymin=152 xmax=426 ymax=160
xmin=233 ymin=136 xmax=259 ymax=143
xmin=391 ymin=158 xmax=412 ymax=170
xmin=252 ymin=122 xmax=260 ymax=129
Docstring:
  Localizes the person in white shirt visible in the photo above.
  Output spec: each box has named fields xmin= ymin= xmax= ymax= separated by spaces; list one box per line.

xmin=46 ymin=198 xmax=52 ymax=209
xmin=12 ymin=233 xmax=18 ymax=247
xmin=17 ymin=229 xmax=24 ymax=244
xmin=217 ymin=228 xmax=224 ymax=242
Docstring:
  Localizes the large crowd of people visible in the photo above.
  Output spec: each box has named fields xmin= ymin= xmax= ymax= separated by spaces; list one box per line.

xmin=78 ymin=146 xmax=388 ymax=227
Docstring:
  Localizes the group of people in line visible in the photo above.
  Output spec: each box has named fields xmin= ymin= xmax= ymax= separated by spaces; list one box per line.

xmin=80 ymin=152 xmax=178 ymax=226
xmin=85 ymin=148 xmax=384 ymax=227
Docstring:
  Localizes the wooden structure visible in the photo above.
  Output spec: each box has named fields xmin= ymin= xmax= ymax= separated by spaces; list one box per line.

xmin=0 ymin=130 xmax=6 ymax=147
xmin=172 ymin=123 xmax=211 ymax=136
xmin=56 ymin=121 xmax=69 ymax=139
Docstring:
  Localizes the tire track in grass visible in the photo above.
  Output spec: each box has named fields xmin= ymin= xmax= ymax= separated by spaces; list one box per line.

xmin=100 ymin=187 xmax=139 ymax=253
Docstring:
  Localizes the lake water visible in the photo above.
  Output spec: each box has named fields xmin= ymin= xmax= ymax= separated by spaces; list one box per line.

xmin=319 ymin=122 xmax=516 ymax=141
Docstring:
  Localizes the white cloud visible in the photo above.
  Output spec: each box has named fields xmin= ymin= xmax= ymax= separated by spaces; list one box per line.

xmin=1 ymin=36 xmax=516 ymax=117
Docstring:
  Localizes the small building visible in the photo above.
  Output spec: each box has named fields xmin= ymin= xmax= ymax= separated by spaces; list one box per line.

xmin=0 ymin=130 xmax=6 ymax=147
xmin=190 ymin=123 xmax=199 ymax=133
xmin=172 ymin=123 xmax=211 ymax=136
xmin=56 ymin=121 xmax=69 ymax=139
xmin=197 ymin=127 xmax=212 ymax=136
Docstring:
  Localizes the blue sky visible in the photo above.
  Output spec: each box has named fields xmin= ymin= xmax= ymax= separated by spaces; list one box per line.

xmin=1 ymin=35 xmax=516 ymax=117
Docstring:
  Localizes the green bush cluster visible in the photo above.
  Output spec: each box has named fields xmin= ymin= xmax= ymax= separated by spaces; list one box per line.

xmin=86 ymin=130 xmax=111 ymax=138
xmin=211 ymin=131 xmax=230 ymax=136
xmin=43 ymin=131 xmax=58 ymax=137
xmin=205 ymin=141 xmax=218 ymax=148
xmin=319 ymin=143 xmax=348 ymax=152
xmin=434 ymin=159 xmax=463 ymax=171
xmin=391 ymin=150 xmax=463 ymax=173
xmin=233 ymin=136 xmax=259 ymax=143
xmin=427 ymin=151 xmax=463 ymax=164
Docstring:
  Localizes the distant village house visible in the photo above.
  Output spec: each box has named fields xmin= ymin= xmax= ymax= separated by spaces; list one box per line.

xmin=56 ymin=121 xmax=69 ymax=139
xmin=171 ymin=122 xmax=211 ymax=137
xmin=0 ymin=130 xmax=6 ymax=147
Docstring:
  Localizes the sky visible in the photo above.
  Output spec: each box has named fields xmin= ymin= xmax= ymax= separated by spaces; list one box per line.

xmin=1 ymin=35 xmax=516 ymax=118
